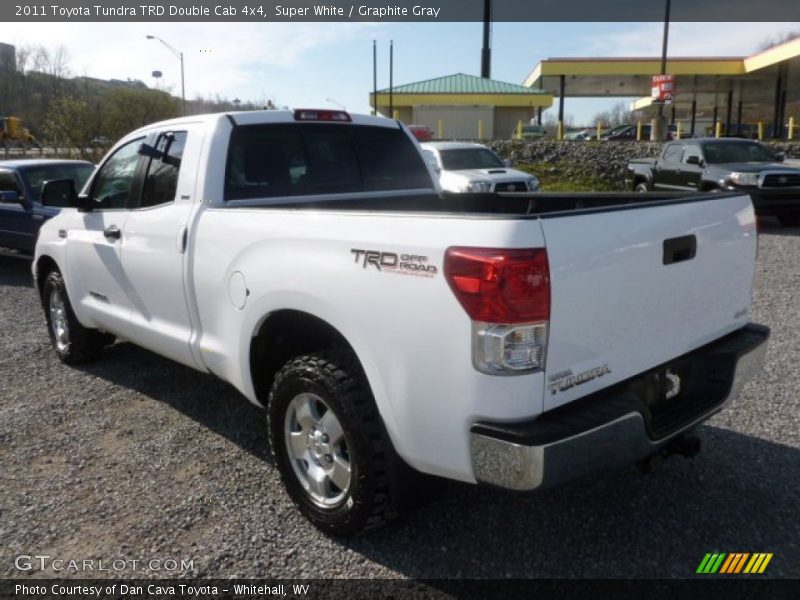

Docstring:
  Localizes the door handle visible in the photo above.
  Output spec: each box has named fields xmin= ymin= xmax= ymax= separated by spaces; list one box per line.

xmin=663 ymin=235 xmax=696 ymax=265
xmin=103 ymin=225 xmax=121 ymax=240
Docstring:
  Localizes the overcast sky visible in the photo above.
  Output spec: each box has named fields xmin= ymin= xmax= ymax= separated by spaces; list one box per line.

xmin=6 ymin=21 xmax=799 ymax=124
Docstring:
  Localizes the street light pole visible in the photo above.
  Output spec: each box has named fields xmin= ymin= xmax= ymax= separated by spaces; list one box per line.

xmin=654 ymin=0 xmax=671 ymax=140
xmin=146 ymin=35 xmax=185 ymax=115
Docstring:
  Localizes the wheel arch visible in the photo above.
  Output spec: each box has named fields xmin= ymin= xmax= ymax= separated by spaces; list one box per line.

xmin=34 ymin=254 xmax=61 ymax=305
xmin=249 ymin=309 xmax=365 ymax=405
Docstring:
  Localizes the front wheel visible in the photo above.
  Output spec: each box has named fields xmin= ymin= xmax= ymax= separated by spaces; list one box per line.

xmin=267 ymin=350 xmax=401 ymax=536
xmin=634 ymin=182 xmax=649 ymax=193
xmin=42 ymin=271 xmax=110 ymax=364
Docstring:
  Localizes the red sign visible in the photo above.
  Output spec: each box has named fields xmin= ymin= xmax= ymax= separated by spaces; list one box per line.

xmin=651 ymin=75 xmax=675 ymax=104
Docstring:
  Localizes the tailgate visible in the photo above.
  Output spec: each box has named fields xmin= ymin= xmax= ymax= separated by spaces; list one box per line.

xmin=540 ymin=194 xmax=757 ymax=411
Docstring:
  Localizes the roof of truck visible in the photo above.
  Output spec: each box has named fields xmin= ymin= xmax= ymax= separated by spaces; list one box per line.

xmin=126 ymin=110 xmax=400 ymax=135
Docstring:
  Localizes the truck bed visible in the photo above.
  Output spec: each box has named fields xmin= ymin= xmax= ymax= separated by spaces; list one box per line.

xmin=233 ymin=190 xmax=721 ymax=217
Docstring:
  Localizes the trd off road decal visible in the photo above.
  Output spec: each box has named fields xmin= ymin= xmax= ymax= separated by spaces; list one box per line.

xmin=351 ymin=249 xmax=438 ymax=277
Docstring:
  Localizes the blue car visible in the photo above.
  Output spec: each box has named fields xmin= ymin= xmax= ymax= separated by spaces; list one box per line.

xmin=0 ymin=159 xmax=94 ymax=258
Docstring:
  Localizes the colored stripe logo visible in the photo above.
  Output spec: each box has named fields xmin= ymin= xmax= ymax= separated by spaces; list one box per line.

xmin=697 ymin=552 xmax=773 ymax=574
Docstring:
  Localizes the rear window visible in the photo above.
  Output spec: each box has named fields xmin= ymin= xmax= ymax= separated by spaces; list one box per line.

xmin=225 ymin=123 xmax=432 ymax=201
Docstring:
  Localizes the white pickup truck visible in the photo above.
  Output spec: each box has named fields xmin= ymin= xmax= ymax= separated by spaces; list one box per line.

xmin=34 ymin=110 xmax=769 ymax=535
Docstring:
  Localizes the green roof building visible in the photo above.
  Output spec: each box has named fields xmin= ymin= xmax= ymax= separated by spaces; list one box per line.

xmin=369 ymin=73 xmax=553 ymax=140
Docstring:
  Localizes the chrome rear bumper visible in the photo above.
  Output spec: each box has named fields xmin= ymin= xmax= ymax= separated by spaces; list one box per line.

xmin=470 ymin=324 xmax=769 ymax=491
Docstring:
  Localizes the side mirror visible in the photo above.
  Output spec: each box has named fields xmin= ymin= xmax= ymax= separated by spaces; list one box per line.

xmin=40 ymin=179 xmax=89 ymax=210
xmin=0 ymin=190 xmax=22 ymax=204
xmin=686 ymin=155 xmax=703 ymax=166
xmin=503 ymin=158 xmax=513 ymax=168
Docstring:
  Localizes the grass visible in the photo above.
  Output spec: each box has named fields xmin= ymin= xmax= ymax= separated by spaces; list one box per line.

xmin=515 ymin=162 xmax=621 ymax=192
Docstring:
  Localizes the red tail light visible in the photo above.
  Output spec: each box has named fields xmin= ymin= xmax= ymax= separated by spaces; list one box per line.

xmin=293 ymin=109 xmax=351 ymax=122
xmin=444 ymin=247 xmax=550 ymax=324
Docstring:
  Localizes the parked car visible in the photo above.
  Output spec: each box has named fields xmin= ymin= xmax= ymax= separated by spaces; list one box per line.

xmin=564 ymin=128 xmax=594 ymax=141
xmin=626 ymin=138 xmax=800 ymax=226
xmin=34 ymin=109 xmax=767 ymax=535
xmin=421 ymin=141 xmax=539 ymax=192
xmin=406 ymin=124 xmax=435 ymax=142
xmin=0 ymin=159 xmax=94 ymax=258
xmin=90 ymin=136 xmax=111 ymax=147
xmin=515 ymin=124 xmax=547 ymax=140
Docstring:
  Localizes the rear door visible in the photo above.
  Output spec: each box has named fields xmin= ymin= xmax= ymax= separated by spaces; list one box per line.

xmin=539 ymin=194 xmax=757 ymax=411
xmin=118 ymin=127 xmax=201 ymax=368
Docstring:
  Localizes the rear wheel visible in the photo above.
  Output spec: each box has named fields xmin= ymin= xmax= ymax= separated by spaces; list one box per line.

xmin=42 ymin=271 xmax=110 ymax=364
xmin=267 ymin=350 xmax=402 ymax=535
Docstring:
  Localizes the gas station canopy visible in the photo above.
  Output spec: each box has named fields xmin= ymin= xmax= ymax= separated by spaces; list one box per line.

xmin=523 ymin=37 xmax=800 ymax=133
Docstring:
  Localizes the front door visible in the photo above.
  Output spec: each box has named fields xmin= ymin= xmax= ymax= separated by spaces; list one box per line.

xmin=64 ymin=137 xmax=144 ymax=333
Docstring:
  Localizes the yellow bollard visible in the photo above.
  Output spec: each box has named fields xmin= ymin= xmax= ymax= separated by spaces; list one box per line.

xmin=438 ymin=119 xmax=443 ymax=139
xmin=715 ymin=121 xmax=723 ymax=138
xmin=478 ymin=119 xmax=483 ymax=140
xmin=676 ymin=121 xmax=682 ymax=140
xmin=596 ymin=121 xmax=602 ymax=141
xmin=393 ymin=110 xmax=399 ymax=120
xmin=758 ymin=121 xmax=764 ymax=141
xmin=789 ymin=116 xmax=796 ymax=140
xmin=516 ymin=120 xmax=522 ymax=140
xmin=558 ymin=120 xmax=564 ymax=141
xmin=636 ymin=121 xmax=643 ymax=141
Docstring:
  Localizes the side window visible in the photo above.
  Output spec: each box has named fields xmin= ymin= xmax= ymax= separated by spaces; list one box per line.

xmin=662 ymin=144 xmax=682 ymax=163
xmin=682 ymin=145 xmax=702 ymax=164
xmin=140 ymin=131 xmax=187 ymax=209
xmin=91 ymin=138 xmax=144 ymax=209
xmin=0 ymin=171 xmax=22 ymax=201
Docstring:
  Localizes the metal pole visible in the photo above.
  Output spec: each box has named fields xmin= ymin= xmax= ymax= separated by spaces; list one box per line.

xmin=655 ymin=0 xmax=671 ymax=140
xmin=180 ymin=51 xmax=185 ymax=115
xmin=736 ymin=99 xmax=743 ymax=136
xmin=725 ymin=89 xmax=733 ymax=137
xmin=389 ymin=40 xmax=393 ymax=118
xmin=772 ymin=71 xmax=783 ymax=138
xmin=558 ymin=75 xmax=565 ymax=140
xmin=690 ymin=99 xmax=696 ymax=135
xmin=779 ymin=89 xmax=788 ymax=139
xmin=372 ymin=40 xmax=377 ymax=116
xmin=537 ymin=106 xmax=542 ymax=126
xmin=712 ymin=103 xmax=718 ymax=136
xmin=481 ymin=0 xmax=491 ymax=78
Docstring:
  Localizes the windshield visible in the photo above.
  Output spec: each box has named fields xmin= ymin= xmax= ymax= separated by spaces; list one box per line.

xmin=439 ymin=148 xmax=504 ymax=170
xmin=703 ymin=142 xmax=777 ymax=164
xmin=21 ymin=164 xmax=94 ymax=202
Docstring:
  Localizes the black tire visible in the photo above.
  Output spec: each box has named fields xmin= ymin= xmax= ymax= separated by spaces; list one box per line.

xmin=634 ymin=181 xmax=649 ymax=193
xmin=267 ymin=349 xmax=402 ymax=536
xmin=42 ymin=270 xmax=109 ymax=364
xmin=777 ymin=213 xmax=800 ymax=227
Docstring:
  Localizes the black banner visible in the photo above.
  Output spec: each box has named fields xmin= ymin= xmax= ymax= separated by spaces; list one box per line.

xmin=5 ymin=0 xmax=800 ymax=22
xmin=2 ymin=579 xmax=800 ymax=600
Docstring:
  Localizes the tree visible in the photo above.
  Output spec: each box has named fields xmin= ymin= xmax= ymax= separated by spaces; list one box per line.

xmin=43 ymin=96 xmax=96 ymax=159
xmin=758 ymin=31 xmax=800 ymax=51
xmin=102 ymin=87 xmax=180 ymax=141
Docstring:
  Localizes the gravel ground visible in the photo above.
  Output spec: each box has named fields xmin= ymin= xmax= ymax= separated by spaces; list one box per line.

xmin=1 ymin=220 xmax=798 ymax=581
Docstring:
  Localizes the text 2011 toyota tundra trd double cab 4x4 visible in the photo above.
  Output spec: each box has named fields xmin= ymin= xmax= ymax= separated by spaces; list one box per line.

xmin=33 ymin=110 xmax=769 ymax=535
